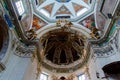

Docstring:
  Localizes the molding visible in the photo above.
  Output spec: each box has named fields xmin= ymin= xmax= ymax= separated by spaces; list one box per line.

xmin=14 ymin=41 xmax=36 ymax=58
xmin=89 ymin=1 xmax=120 ymax=44
xmin=93 ymin=29 xmax=119 ymax=58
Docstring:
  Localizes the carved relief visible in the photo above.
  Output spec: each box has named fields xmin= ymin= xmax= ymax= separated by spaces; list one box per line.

xmin=15 ymin=41 xmax=36 ymax=58
xmin=93 ymin=29 xmax=119 ymax=57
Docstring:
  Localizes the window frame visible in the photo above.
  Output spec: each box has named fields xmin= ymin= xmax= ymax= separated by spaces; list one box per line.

xmin=15 ymin=0 xmax=25 ymax=15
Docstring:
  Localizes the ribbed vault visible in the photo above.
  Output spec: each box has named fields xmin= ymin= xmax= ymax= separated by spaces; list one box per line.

xmin=40 ymin=27 xmax=90 ymax=72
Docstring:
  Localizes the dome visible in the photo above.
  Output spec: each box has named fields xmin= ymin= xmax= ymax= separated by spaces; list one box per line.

xmin=40 ymin=27 xmax=90 ymax=72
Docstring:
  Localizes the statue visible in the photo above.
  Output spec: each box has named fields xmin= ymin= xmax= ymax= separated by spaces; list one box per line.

xmin=26 ymin=28 xmax=37 ymax=40
xmin=90 ymin=27 xmax=100 ymax=39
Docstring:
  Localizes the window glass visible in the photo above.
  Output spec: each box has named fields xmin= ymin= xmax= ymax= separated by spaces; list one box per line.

xmin=15 ymin=0 xmax=25 ymax=15
xmin=39 ymin=73 xmax=48 ymax=80
xmin=78 ymin=74 xmax=86 ymax=80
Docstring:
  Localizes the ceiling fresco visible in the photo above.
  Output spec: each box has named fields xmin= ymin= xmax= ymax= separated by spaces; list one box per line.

xmin=79 ymin=14 xmax=95 ymax=30
xmin=32 ymin=15 xmax=48 ymax=31
xmin=79 ymin=14 xmax=100 ymax=39
xmin=34 ymin=0 xmax=93 ymax=20
xmin=29 ymin=0 xmax=111 ymax=73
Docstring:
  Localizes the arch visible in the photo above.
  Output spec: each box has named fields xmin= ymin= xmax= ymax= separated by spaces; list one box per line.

xmin=37 ymin=23 xmax=91 ymax=39
xmin=102 ymin=61 xmax=120 ymax=79
xmin=0 ymin=16 xmax=9 ymax=61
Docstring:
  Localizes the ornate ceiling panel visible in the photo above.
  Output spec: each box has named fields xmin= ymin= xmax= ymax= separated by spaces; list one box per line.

xmin=33 ymin=0 xmax=95 ymax=20
xmin=72 ymin=2 xmax=84 ymax=12
xmin=79 ymin=14 xmax=95 ymax=30
xmin=32 ymin=15 xmax=48 ymax=31
xmin=83 ymin=0 xmax=89 ymax=4
xmin=55 ymin=5 xmax=72 ymax=15
xmin=43 ymin=3 xmax=54 ymax=14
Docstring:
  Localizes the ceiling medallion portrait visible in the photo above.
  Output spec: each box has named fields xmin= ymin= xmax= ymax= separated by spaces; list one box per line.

xmin=40 ymin=25 xmax=90 ymax=72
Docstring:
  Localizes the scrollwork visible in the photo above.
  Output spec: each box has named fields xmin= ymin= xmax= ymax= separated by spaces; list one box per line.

xmin=93 ymin=29 xmax=119 ymax=57
xmin=14 ymin=41 xmax=36 ymax=58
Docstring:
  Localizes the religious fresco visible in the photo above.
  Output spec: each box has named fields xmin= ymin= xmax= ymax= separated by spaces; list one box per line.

xmin=34 ymin=0 xmax=92 ymax=20
xmin=79 ymin=14 xmax=101 ymax=39
xmin=79 ymin=14 xmax=95 ymax=30
xmin=25 ymin=15 xmax=47 ymax=40
xmin=32 ymin=15 xmax=47 ymax=31
xmin=43 ymin=3 xmax=54 ymax=14
xmin=55 ymin=5 xmax=72 ymax=15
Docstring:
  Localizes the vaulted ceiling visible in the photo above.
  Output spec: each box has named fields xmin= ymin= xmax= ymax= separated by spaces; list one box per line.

xmin=30 ymin=0 xmax=102 ymax=73
xmin=33 ymin=0 xmax=95 ymax=21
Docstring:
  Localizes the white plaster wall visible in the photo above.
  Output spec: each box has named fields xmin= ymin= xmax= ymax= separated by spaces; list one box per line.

xmin=93 ymin=29 xmax=120 ymax=80
xmin=23 ymin=58 xmax=38 ymax=80
xmin=0 ymin=48 xmax=30 ymax=80
xmin=88 ymin=58 xmax=98 ymax=80
xmin=97 ymin=29 xmax=120 ymax=66
xmin=118 ymin=29 xmax=120 ymax=52
xmin=0 ymin=29 xmax=31 ymax=80
xmin=94 ymin=51 xmax=120 ymax=80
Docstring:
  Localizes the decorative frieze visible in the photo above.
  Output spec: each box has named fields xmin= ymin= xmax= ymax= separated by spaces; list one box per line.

xmin=14 ymin=41 xmax=36 ymax=58
xmin=93 ymin=29 xmax=119 ymax=58
xmin=94 ymin=44 xmax=114 ymax=57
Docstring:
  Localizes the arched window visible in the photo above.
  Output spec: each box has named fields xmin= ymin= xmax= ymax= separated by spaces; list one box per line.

xmin=78 ymin=74 xmax=86 ymax=80
xmin=15 ymin=0 xmax=25 ymax=15
xmin=39 ymin=73 xmax=48 ymax=80
xmin=102 ymin=61 xmax=120 ymax=80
